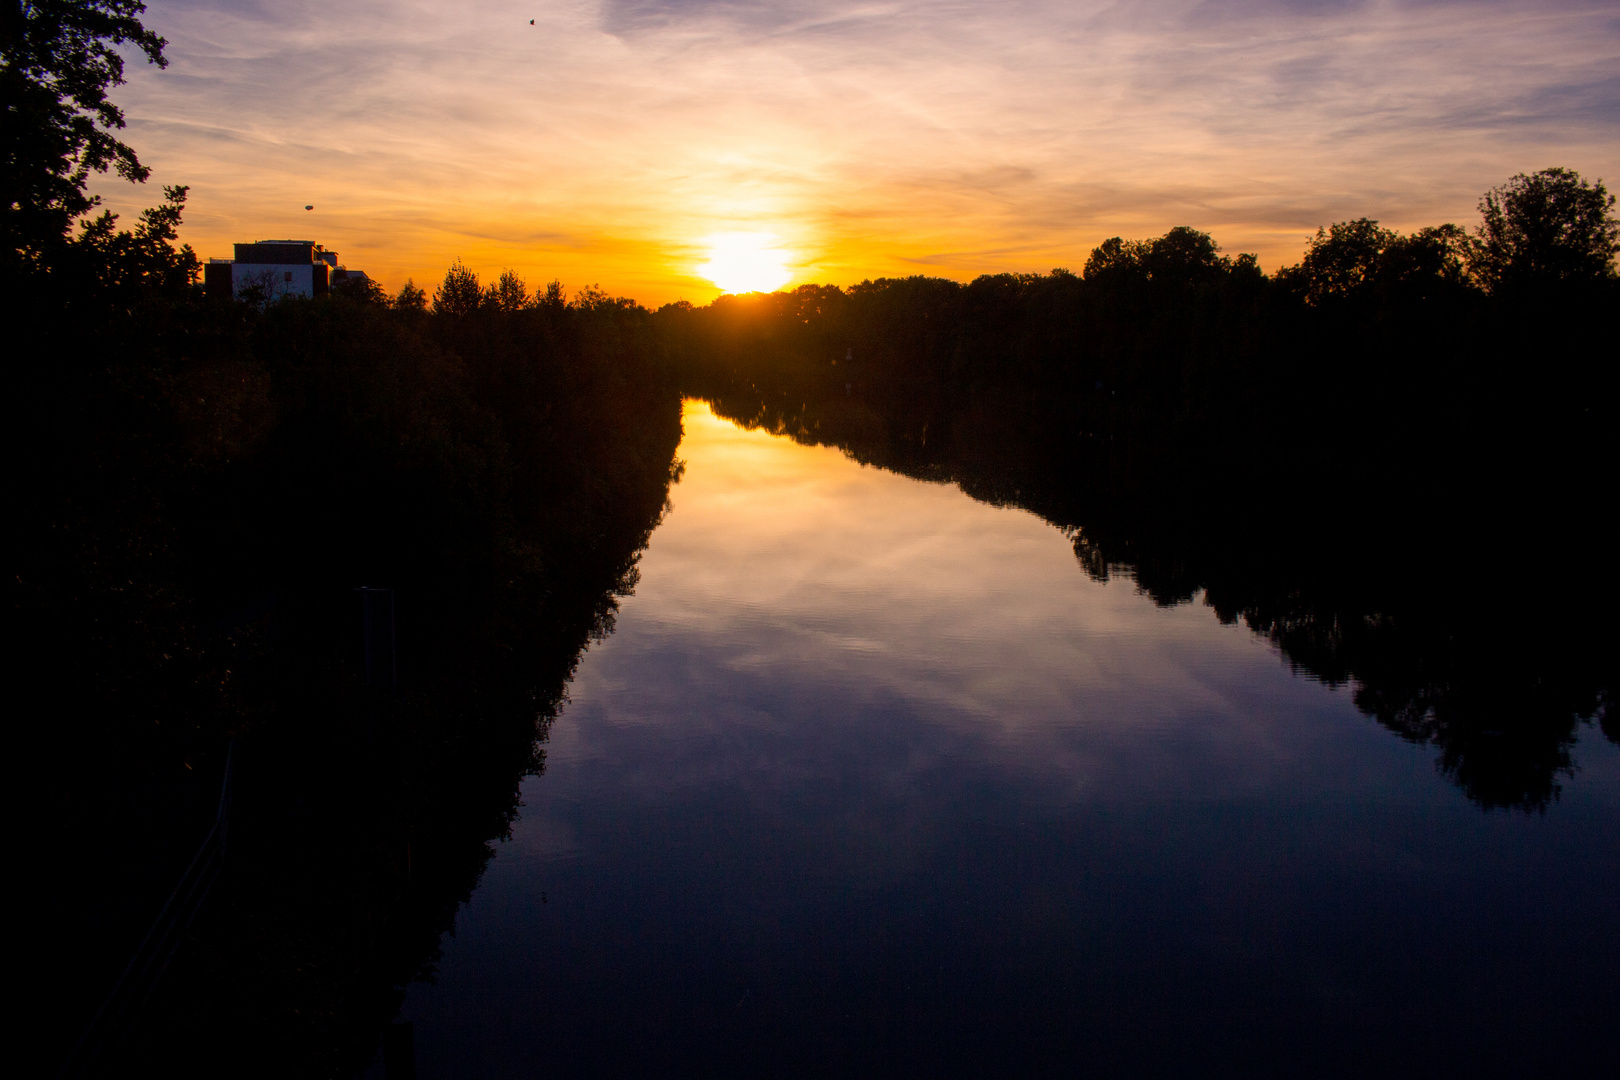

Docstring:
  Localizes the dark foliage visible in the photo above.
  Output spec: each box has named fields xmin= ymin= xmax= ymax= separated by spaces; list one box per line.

xmin=692 ymin=373 xmax=1614 ymax=812
xmin=22 ymin=230 xmax=684 ymax=1075
xmin=1473 ymin=167 xmax=1620 ymax=291
xmin=0 ymin=0 xmax=168 ymax=270
xmin=663 ymin=171 xmax=1617 ymax=812
xmin=13 ymin=22 xmax=1616 ymax=1057
xmin=8 ymin=17 xmax=689 ymax=1070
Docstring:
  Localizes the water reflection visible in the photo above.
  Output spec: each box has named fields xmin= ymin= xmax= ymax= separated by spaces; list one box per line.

xmin=620 ymin=406 xmax=1293 ymax=758
xmin=69 ymin=377 xmax=687 ymax=1078
xmin=702 ymin=390 xmax=1616 ymax=811
xmin=395 ymin=401 xmax=1618 ymax=1076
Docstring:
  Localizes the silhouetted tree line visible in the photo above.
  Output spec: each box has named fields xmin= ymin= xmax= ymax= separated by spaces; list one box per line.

xmin=695 ymin=355 xmax=1614 ymax=812
xmin=657 ymin=167 xmax=1615 ymax=811
xmin=665 ymin=169 xmax=1614 ymax=491
xmin=10 ymin=11 xmax=685 ymax=1073
xmin=8 ymin=2 xmax=1615 ymax=1070
xmin=17 ymin=241 xmax=683 ymax=1075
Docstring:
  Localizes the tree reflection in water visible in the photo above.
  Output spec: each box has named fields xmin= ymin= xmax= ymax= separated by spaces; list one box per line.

xmin=29 ymin=287 xmax=688 ymax=1077
xmin=96 ymin=437 xmax=686 ymax=1077
xmin=700 ymin=386 xmax=1614 ymax=813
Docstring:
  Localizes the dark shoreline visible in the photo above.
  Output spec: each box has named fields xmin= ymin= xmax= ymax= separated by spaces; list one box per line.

xmin=20 ymin=208 xmax=1616 ymax=1076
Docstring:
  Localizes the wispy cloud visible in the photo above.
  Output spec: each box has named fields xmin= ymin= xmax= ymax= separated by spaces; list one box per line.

xmin=101 ymin=0 xmax=1620 ymax=299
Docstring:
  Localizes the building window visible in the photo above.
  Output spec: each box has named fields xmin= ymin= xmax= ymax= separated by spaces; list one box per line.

xmin=284 ymin=271 xmax=293 ymax=282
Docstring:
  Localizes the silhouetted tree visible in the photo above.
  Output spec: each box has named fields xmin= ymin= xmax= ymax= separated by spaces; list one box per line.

xmin=1138 ymin=225 xmax=1230 ymax=284
xmin=394 ymin=278 xmax=427 ymax=311
xmin=1276 ymin=218 xmax=1397 ymax=303
xmin=69 ymin=182 xmax=198 ymax=297
xmin=1081 ymin=235 xmax=1145 ymax=280
xmin=332 ymin=271 xmax=388 ymax=304
xmin=492 ymin=267 xmax=528 ymax=311
xmin=1380 ymin=224 xmax=1472 ymax=294
xmin=433 ymin=258 xmax=482 ymax=315
xmin=1082 ymin=226 xmax=1234 ymax=285
xmin=1471 ymin=167 xmax=1620 ymax=290
xmin=1 ymin=0 xmax=168 ymax=271
xmin=1276 ymin=219 xmax=1473 ymax=304
xmin=572 ymin=282 xmax=613 ymax=310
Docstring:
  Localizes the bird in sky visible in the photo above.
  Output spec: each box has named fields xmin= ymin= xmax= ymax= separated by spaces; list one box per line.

xmin=530 ymin=19 xmax=535 ymax=24
xmin=305 ymin=204 xmax=313 ymax=210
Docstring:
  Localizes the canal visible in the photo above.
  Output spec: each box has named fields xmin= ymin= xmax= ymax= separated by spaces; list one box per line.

xmin=391 ymin=400 xmax=1618 ymax=1076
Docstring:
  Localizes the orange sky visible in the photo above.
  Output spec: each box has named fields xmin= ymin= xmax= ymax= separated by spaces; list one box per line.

xmin=96 ymin=0 xmax=1620 ymax=306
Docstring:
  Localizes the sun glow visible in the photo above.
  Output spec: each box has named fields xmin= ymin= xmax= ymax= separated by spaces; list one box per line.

xmin=697 ymin=232 xmax=794 ymax=295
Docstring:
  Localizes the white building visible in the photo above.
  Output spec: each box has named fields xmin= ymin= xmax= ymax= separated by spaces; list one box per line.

xmin=204 ymin=240 xmax=368 ymax=302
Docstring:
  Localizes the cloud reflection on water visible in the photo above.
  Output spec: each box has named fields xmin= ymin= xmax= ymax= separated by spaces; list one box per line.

xmin=550 ymin=401 xmax=1384 ymax=811
xmin=392 ymin=401 xmax=1620 ymax=1077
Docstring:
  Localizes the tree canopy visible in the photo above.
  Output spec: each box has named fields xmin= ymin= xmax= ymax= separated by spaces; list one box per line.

xmin=1 ymin=0 xmax=167 ymax=266
xmin=1275 ymin=219 xmax=1471 ymax=304
xmin=1082 ymin=225 xmax=1245 ymax=286
xmin=433 ymin=258 xmax=484 ymax=315
xmin=1472 ymin=167 xmax=1620 ymax=290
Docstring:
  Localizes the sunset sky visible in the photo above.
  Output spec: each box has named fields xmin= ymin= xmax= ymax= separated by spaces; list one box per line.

xmin=97 ymin=0 xmax=1620 ymax=304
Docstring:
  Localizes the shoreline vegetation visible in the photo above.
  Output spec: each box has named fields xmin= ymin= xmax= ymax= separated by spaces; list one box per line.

xmin=8 ymin=7 xmax=1615 ymax=1073
xmin=17 ymin=175 xmax=1615 ymax=1076
xmin=19 ymin=227 xmax=688 ymax=1075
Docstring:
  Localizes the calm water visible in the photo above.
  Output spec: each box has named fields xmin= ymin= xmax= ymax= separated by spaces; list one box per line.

xmin=393 ymin=401 xmax=1616 ymax=1076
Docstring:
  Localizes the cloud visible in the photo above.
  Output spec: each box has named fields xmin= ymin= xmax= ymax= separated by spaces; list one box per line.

xmin=599 ymin=0 xmax=833 ymax=37
xmin=102 ymin=0 xmax=1620 ymax=299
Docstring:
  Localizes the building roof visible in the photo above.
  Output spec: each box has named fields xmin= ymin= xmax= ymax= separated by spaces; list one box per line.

xmin=233 ymin=240 xmax=321 ymax=264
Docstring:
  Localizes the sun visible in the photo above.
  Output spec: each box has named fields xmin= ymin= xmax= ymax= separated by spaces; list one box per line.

xmin=697 ymin=232 xmax=794 ymax=294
